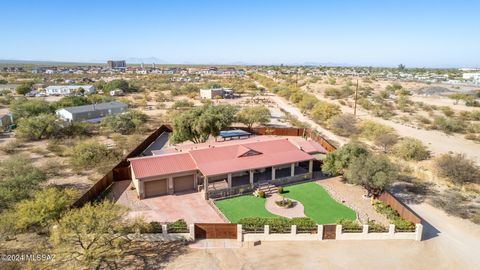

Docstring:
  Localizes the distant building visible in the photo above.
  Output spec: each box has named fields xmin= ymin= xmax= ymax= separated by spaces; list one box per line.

xmin=45 ymin=85 xmax=96 ymax=96
xmin=107 ymin=60 xmax=127 ymax=70
xmin=463 ymin=73 xmax=480 ymax=83
xmin=199 ymin=88 xmax=234 ymax=99
xmin=55 ymin=101 xmax=128 ymax=123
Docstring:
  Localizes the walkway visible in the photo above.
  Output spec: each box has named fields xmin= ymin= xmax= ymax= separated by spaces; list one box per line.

xmin=264 ymin=193 xmax=305 ymax=218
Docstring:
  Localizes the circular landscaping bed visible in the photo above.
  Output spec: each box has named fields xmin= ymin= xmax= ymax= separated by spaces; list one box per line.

xmin=275 ymin=197 xmax=293 ymax=208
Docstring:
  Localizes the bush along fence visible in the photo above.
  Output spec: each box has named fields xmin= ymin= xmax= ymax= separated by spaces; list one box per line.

xmin=125 ymin=219 xmax=195 ymax=242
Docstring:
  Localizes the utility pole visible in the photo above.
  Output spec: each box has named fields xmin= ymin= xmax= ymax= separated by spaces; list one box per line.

xmin=354 ymin=79 xmax=359 ymax=116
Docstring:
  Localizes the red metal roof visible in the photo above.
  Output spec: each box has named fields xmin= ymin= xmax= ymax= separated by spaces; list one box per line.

xmin=295 ymin=139 xmax=328 ymax=154
xmin=129 ymin=152 xmax=197 ymax=179
xmin=129 ymin=137 xmax=313 ymax=179
xmin=189 ymin=138 xmax=312 ymax=176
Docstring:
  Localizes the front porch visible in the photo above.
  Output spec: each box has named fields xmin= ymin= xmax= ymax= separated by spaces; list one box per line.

xmin=202 ymin=160 xmax=314 ymax=199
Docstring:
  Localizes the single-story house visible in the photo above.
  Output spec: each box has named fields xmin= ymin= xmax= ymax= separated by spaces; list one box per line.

xmin=129 ymin=137 xmax=325 ymax=199
xmin=45 ymin=85 xmax=96 ymax=96
xmin=199 ymin=88 xmax=234 ymax=99
xmin=55 ymin=101 xmax=128 ymax=123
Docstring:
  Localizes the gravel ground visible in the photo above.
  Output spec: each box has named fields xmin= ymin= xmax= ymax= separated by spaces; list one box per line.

xmin=317 ymin=177 xmax=390 ymax=226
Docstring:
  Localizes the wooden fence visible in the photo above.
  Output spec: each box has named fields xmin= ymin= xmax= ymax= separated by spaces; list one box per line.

xmin=378 ymin=191 xmax=422 ymax=224
xmin=237 ymin=126 xmax=337 ymax=153
xmin=72 ymin=125 xmax=172 ymax=207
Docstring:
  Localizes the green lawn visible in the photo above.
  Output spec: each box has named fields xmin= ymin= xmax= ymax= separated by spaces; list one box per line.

xmin=214 ymin=195 xmax=279 ymax=222
xmin=215 ymin=182 xmax=356 ymax=224
xmin=283 ymin=182 xmax=356 ymax=224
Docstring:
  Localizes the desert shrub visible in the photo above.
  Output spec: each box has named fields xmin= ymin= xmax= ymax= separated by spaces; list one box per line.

xmin=393 ymin=138 xmax=430 ymax=161
xmin=471 ymin=110 xmax=480 ymax=121
xmin=68 ymin=140 xmax=119 ymax=171
xmin=257 ymin=190 xmax=265 ymax=198
xmin=433 ymin=116 xmax=465 ymax=133
xmin=367 ymin=220 xmax=387 ymax=232
xmin=440 ymin=106 xmax=455 ymax=117
xmin=374 ymin=133 xmax=399 ymax=153
xmin=337 ymin=218 xmax=362 ymax=232
xmin=310 ymin=101 xmax=341 ymax=123
xmin=0 ymin=139 xmax=21 ymax=154
xmin=466 ymin=123 xmax=480 ymax=134
xmin=167 ymin=219 xmax=188 ymax=233
xmin=171 ymin=99 xmax=194 ymax=109
xmin=434 ymin=154 xmax=480 ymax=184
xmin=291 ymin=217 xmax=317 ymax=233
xmin=324 ymin=87 xmax=352 ymax=99
xmin=328 ymin=114 xmax=358 ymax=137
xmin=0 ymin=187 xmax=76 ymax=234
xmin=373 ymin=200 xmax=415 ymax=231
xmin=0 ymin=155 xmax=47 ymax=210
xmin=358 ymin=120 xmax=395 ymax=141
xmin=41 ymin=159 xmax=66 ymax=177
xmin=297 ymin=94 xmax=317 ymax=112
xmin=430 ymin=190 xmax=479 ymax=223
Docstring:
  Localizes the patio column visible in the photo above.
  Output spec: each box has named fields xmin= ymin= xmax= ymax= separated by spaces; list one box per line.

xmin=204 ymin=177 xmax=209 ymax=200
xmin=227 ymin=173 xmax=232 ymax=188
xmin=290 ymin=163 xmax=295 ymax=177
xmin=271 ymin=166 xmax=276 ymax=180
xmin=249 ymin=170 xmax=254 ymax=186
xmin=309 ymin=160 xmax=313 ymax=173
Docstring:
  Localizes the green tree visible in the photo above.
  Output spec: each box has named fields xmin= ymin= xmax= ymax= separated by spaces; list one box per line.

xmin=10 ymin=98 xmax=53 ymax=119
xmin=53 ymin=96 xmax=91 ymax=109
xmin=101 ymin=110 xmax=148 ymax=135
xmin=0 ymin=155 xmax=47 ymax=210
xmin=310 ymin=102 xmax=341 ymax=123
xmin=321 ymin=142 xmax=369 ymax=175
xmin=104 ymin=79 xmax=139 ymax=93
xmin=171 ymin=104 xmax=237 ymax=144
xmin=0 ymin=188 xmax=76 ymax=235
xmin=16 ymin=83 xmax=32 ymax=95
xmin=236 ymin=106 xmax=271 ymax=128
xmin=16 ymin=113 xmax=56 ymax=140
xmin=68 ymin=140 xmax=117 ymax=170
xmin=393 ymin=138 xmax=430 ymax=161
xmin=345 ymin=154 xmax=398 ymax=196
xmin=50 ymin=201 xmax=129 ymax=269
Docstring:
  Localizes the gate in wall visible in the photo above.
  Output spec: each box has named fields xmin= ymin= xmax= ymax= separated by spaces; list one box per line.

xmin=194 ymin=223 xmax=237 ymax=239
xmin=322 ymin=224 xmax=337 ymax=240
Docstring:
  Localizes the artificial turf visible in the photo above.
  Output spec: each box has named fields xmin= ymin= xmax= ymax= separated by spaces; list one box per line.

xmin=215 ymin=182 xmax=356 ymax=224
xmin=283 ymin=182 xmax=356 ymax=224
xmin=214 ymin=195 xmax=279 ymax=223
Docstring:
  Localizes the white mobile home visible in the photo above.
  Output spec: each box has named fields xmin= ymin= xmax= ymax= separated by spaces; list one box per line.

xmin=45 ymin=85 xmax=96 ymax=96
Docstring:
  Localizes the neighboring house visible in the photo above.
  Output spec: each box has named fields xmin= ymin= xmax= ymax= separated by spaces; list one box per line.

xmin=0 ymin=113 xmax=14 ymax=131
xmin=199 ymin=88 xmax=234 ymax=99
xmin=55 ymin=101 xmax=128 ymax=123
xmin=129 ymin=137 xmax=328 ymax=199
xmin=45 ymin=85 xmax=96 ymax=96
xmin=109 ymin=89 xmax=125 ymax=96
xmin=0 ymin=84 xmax=18 ymax=93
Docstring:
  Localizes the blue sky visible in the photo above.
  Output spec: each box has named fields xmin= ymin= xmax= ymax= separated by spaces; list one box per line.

xmin=1 ymin=0 xmax=479 ymax=67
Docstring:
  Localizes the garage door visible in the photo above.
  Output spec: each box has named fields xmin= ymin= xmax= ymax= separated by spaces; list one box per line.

xmin=144 ymin=179 xmax=167 ymax=198
xmin=174 ymin=175 xmax=195 ymax=192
